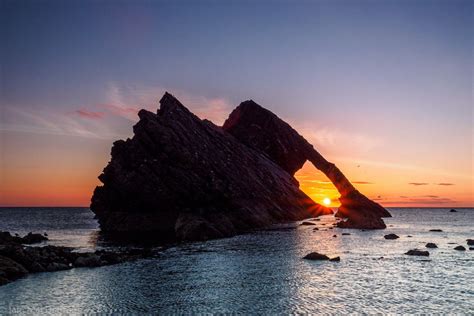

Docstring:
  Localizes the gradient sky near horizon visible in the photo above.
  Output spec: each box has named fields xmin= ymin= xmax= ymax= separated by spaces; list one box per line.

xmin=1 ymin=0 xmax=473 ymax=207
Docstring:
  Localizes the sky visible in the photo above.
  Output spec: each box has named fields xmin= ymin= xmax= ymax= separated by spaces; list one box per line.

xmin=1 ymin=0 xmax=473 ymax=207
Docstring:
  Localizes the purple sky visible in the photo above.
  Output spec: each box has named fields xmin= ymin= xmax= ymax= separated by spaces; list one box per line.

xmin=1 ymin=0 xmax=472 ymax=206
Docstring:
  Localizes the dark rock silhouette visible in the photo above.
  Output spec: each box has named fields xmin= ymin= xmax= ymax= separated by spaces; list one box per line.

xmin=405 ymin=249 xmax=429 ymax=256
xmin=425 ymin=243 xmax=437 ymax=248
xmin=384 ymin=233 xmax=399 ymax=240
xmin=450 ymin=209 xmax=457 ymax=212
xmin=223 ymin=100 xmax=390 ymax=229
xmin=91 ymin=93 xmax=388 ymax=241
xmin=303 ymin=252 xmax=330 ymax=260
xmin=429 ymin=229 xmax=443 ymax=232
xmin=454 ymin=246 xmax=466 ymax=251
xmin=467 ymin=239 xmax=474 ymax=246
xmin=0 ymin=231 xmax=47 ymax=245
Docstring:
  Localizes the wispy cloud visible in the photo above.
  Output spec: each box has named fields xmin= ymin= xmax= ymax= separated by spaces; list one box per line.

xmin=1 ymin=83 xmax=235 ymax=140
xmin=1 ymin=105 xmax=128 ymax=139
xmin=337 ymin=157 xmax=473 ymax=181
xmin=74 ymin=110 xmax=105 ymax=120
xmin=295 ymin=124 xmax=382 ymax=156
xmin=100 ymin=82 xmax=233 ymax=124
xmin=437 ymin=183 xmax=455 ymax=186
xmin=408 ymin=182 xmax=429 ymax=186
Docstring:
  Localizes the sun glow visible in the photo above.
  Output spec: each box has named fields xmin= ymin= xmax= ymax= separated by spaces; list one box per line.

xmin=323 ymin=197 xmax=331 ymax=206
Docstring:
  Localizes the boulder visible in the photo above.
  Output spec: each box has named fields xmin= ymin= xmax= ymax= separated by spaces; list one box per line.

xmin=21 ymin=232 xmax=48 ymax=244
xmin=449 ymin=209 xmax=457 ymax=212
xmin=342 ymin=233 xmax=351 ymax=236
xmin=467 ymin=239 xmax=474 ymax=246
xmin=329 ymin=256 xmax=341 ymax=262
xmin=425 ymin=243 xmax=437 ymax=248
xmin=337 ymin=215 xmax=386 ymax=230
xmin=303 ymin=252 xmax=330 ymax=260
xmin=384 ymin=234 xmax=399 ymax=240
xmin=429 ymin=229 xmax=443 ymax=232
xmin=454 ymin=246 xmax=466 ymax=251
xmin=74 ymin=254 xmax=102 ymax=267
xmin=300 ymin=221 xmax=317 ymax=226
xmin=0 ymin=255 xmax=28 ymax=282
xmin=405 ymin=249 xmax=429 ymax=256
xmin=46 ymin=262 xmax=69 ymax=272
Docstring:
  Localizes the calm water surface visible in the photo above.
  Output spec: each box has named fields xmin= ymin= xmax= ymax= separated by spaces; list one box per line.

xmin=0 ymin=207 xmax=472 ymax=314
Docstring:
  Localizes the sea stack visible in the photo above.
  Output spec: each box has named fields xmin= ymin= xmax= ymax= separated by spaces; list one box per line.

xmin=91 ymin=92 xmax=389 ymax=242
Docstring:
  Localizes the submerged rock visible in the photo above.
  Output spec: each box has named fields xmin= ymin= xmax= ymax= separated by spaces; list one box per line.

xmin=454 ymin=246 xmax=466 ymax=251
xmin=405 ymin=249 xmax=430 ymax=256
xmin=449 ymin=209 xmax=457 ymax=212
xmin=303 ymin=252 xmax=330 ymax=260
xmin=91 ymin=93 xmax=387 ymax=241
xmin=0 ymin=231 xmax=48 ymax=245
xmin=384 ymin=234 xmax=399 ymax=240
xmin=425 ymin=243 xmax=438 ymax=248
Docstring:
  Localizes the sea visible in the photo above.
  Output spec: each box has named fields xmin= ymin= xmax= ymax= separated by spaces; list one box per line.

xmin=0 ymin=207 xmax=472 ymax=314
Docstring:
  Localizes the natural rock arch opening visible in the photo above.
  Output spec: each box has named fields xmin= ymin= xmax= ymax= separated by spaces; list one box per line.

xmin=294 ymin=161 xmax=340 ymax=208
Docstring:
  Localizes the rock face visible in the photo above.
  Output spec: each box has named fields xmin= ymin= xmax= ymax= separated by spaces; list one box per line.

xmin=91 ymin=93 xmax=388 ymax=241
xmin=223 ymin=100 xmax=390 ymax=229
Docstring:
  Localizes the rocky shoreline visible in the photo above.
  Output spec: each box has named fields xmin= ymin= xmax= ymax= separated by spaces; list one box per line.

xmin=0 ymin=231 xmax=153 ymax=286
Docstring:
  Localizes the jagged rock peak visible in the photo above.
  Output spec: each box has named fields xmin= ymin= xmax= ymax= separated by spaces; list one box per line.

xmin=158 ymin=91 xmax=192 ymax=116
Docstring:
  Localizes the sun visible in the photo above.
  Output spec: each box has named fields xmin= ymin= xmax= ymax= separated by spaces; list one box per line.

xmin=323 ymin=197 xmax=331 ymax=206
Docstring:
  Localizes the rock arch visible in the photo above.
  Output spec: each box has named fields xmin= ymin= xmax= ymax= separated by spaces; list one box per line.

xmin=222 ymin=100 xmax=391 ymax=229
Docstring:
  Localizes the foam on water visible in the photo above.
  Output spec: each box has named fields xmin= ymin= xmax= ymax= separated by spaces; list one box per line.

xmin=0 ymin=208 xmax=472 ymax=314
